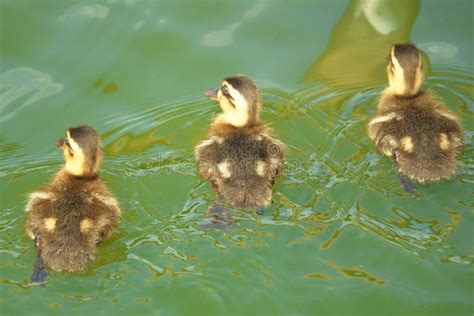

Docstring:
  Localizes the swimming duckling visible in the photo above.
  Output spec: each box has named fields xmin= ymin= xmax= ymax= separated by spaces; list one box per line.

xmin=368 ymin=43 xmax=464 ymax=188
xmin=195 ymin=75 xmax=285 ymax=211
xmin=25 ymin=125 xmax=121 ymax=273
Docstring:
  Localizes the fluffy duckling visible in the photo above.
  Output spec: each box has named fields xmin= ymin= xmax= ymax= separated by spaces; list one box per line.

xmin=368 ymin=43 xmax=464 ymax=187
xmin=195 ymin=75 xmax=285 ymax=211
xmin=25 ymin=125 xmax=121 ymax=273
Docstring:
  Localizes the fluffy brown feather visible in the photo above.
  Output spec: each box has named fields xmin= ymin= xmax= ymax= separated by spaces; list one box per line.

xmin=25 ymin=126 xmax=120 ymax=272
xmin=196 ymin=76 xmax=285 ymax=209
xmin=368 ymin=44 xmax=464 ymax=184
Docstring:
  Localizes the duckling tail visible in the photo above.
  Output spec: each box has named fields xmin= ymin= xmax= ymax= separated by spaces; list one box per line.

xmin=397 ymin=146 xmax=460 ymax=184
xmin=40 ymin=235 xmax=95 ymax=273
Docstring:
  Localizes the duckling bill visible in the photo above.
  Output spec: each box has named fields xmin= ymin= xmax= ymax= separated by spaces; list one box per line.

xmin=25 ymin=125 xmax=121 ymax=277
xmin=368 ymin=43 xmax=464 ymax=189
xmin=195 ymin=75 xmax=285 ymax=212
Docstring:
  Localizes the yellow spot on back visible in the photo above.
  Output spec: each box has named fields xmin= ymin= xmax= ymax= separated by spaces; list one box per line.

xmin=401 ymin=136 xmax=414 ymax=153
xmin=217 ymin=161 xmax=231 ymax=178
xmin=439 ymin=133 xmax=450 ymax=150
xmin=80 ymin=218 xmax=93 ymax=233
xmin=379 ymin=135 xmax=398 ymax=156
xmin=44 ymin=217 xmax=57 ymax=231
xmin=438 ymin=111 xmax=459 ymax=122
xmin=256 ymin=161 xmax=266 ymax=176
xmin=26 ymin=191 xmax=54 ymax=212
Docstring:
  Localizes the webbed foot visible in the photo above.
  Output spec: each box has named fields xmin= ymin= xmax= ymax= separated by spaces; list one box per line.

xmin=201 ymin=204 xmax=235 ymax=231
xmin=30 ymin=256 xmax=48 ymax=287
xmin=398 ymin=172 xmax=417 ymax=195
xmin=392 ymin=149 xmax=417 ymax=196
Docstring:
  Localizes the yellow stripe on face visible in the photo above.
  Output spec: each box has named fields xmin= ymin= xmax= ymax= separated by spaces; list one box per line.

xmin=216 ymin=81 xmax=249 ymax=127
xmin=255 ymin=160 xmax=266 ymax=176
xmin=66 ymin=130 xmax=81 ymax=152
xmin=64 ymin=131 xmax=86 ymax=176
xmin=389 ymin=48 xmax=408 ymax=95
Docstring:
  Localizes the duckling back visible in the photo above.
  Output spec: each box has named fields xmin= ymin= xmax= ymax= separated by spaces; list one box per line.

xmin=196 ymin=129 xmax=284 ymax=209
xmin=368 ymin=91 xmax=463 ymax=183
xmin=25 ymin=172 xmax=120 ymax=272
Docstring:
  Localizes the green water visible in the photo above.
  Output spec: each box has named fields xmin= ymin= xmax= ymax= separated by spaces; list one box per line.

xmin=1 ymin=0 xmax=473 ymax=315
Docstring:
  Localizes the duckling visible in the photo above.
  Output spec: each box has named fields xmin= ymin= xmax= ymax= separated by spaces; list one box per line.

xmin=25 ymin=125 xmax=121 ymax=273
xmin=195 ymin=75 xmax=285 ymax=211
xmin=368 ymin=43 xmax=464 ymax=188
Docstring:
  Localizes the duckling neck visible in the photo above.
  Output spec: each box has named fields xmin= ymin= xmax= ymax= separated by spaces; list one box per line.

xmin=59 ymin=168 xmax=99 ymax=180
xmin=385 ymin=86 xmax=423 ymax=99
xmin=213 ymin=113 xmax=260 ymax=129
xmin=211 ymin=117 xmax=262 ymax=135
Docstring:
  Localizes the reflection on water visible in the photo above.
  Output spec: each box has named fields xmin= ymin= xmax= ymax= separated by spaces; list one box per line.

xmin=202 ymin=0 xmax=269 ymax=47
xmin=0 ymin=49 xmax=472 ymax=305
xmin=0 ymin=67 xmax=63 ymax=123
xmin=304 ymin=0 xmax=427 ymax=87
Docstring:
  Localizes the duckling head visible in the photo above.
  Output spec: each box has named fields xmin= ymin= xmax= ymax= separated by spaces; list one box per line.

xmin=205 ymin=75 xmax=261 ymax=127
xmin=386 ymin=43 xmax=424 ymax=96
xmin=56 ymin=125 xmax=101 ymax=177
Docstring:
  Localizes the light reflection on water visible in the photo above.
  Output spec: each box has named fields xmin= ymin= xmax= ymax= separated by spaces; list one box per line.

xmin=1 ymin=66 xmax=472 ymax=285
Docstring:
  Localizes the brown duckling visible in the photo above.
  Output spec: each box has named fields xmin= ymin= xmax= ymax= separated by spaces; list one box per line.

xmin=195 ymin=75 xmax=285 ymax=211
xmin=25 ymin=125 xmax=121 ymax=273
xmin=368 ymin=43 xmax=464 ymax=189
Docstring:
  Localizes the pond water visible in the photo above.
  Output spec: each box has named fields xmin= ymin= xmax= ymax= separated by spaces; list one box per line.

xmin=0 ymin=0 xmax=473 ymax=315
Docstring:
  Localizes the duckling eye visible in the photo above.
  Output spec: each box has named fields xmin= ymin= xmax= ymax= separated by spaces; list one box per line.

xmin=221 ymin=85 xmax=229 ymax=96
xmin=221 ymin=85 xmax=235 ymax=105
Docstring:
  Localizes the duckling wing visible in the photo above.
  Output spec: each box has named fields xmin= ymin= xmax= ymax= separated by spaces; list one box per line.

xmin=25 ymin=190 xmax=56 ymax=239
xmin=89 ymin=190 xmax=121 ymax=241
xmin=195 ymin=136 xmax=223 ymax=182
xmin=264 ymin=137 xmax=285 ymax=182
